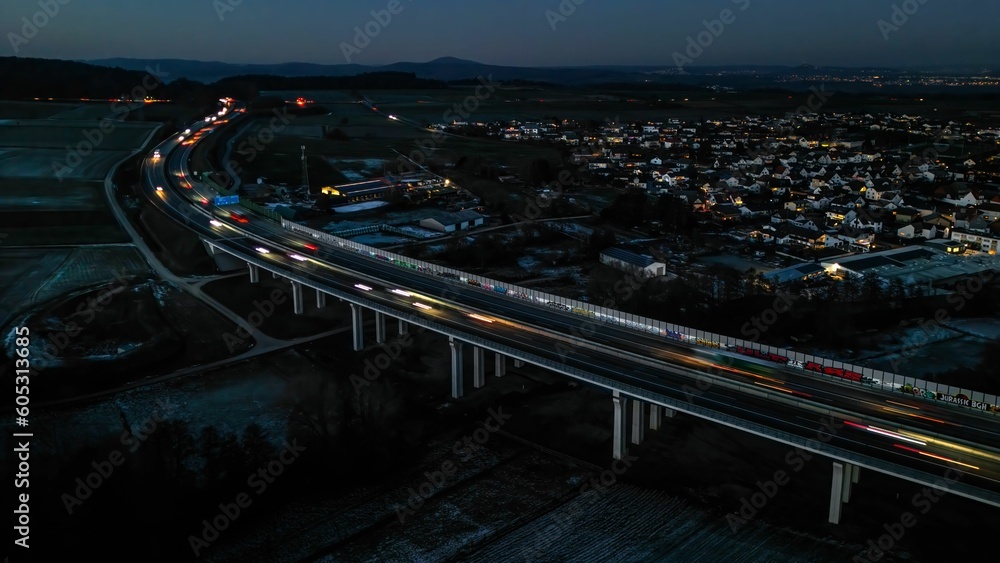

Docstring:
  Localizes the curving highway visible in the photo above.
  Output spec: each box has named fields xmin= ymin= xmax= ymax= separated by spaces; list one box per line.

xmin=139 ymin=101 xmax=1000 ymax=507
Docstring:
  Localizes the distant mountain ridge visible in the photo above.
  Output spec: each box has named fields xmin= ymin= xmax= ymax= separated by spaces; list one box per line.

xmin=83 ymin=57 xmax=997 ymax=87
xmin=83 ymin=56 xmax=664 ymax=85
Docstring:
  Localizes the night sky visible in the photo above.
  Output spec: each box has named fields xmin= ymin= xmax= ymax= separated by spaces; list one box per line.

xmin=4 ymin=0 xmax=998 ymax=68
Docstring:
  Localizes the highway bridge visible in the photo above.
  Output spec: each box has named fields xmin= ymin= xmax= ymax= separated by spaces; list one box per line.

xmin=139 ymin=100 xmax=1000 ymax=524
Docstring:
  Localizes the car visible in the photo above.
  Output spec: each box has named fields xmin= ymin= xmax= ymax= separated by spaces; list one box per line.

xmin=861 ymin=376 xmax=882 ymax=386
xmin=155 ymin=186 xmax=163 ymax=192
xmin=153 ymin=149 xmax=161 ymax=159
xmin=254 ymin=247 xmax=270 ymax=254
xmin=288 ymin=253 xmax=307 ymax=262
xmin=229 ymin=211 xmax=249 ymax=223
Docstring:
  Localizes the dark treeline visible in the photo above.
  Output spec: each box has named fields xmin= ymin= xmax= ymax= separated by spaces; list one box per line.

xmin=0 ymin=57 xmax=446 ymax=102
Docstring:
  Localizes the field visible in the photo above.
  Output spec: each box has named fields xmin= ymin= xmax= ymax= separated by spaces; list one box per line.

xmin=231 ymin=99 xmax=562 ymax=188
xmin=0 ymin=177 xmax=130 ymax=245
xmin=45 ymin=104 xmax=123 ymax=120
xmin=0 ymin=120 xmax=158 ymax=150
xmin=0 ymin=101 xmax=80 ymax=119
xmin=0 ymin=114 xmax=161 ymax=246
xmin=0 ymin=246 xmax=151 ymax=327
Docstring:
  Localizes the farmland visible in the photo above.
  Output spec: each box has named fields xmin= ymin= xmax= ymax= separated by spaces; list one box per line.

xmin=0 ymin=120 xmax=158 ymax=150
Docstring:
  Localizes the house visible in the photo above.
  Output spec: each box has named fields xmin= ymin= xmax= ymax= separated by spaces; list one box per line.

xmin=893 ymin=207 xmax=921 ymax=224
xmin=935 ymin=185 xmax=980 ymax=207
xmin=600 ymin=247 xmax=666 ymax=278
xmin=951 ymin=228 xmax=1000 ymax=254
xmin=776 ymin=225 xmax=827 ymax=248
xmin=712 ymin=204 xmax=743 ymax=222
xmin=897 ymin=222 xmax=937 ymax=240
xmin=419 ymin=209 xmax=484 ymax=233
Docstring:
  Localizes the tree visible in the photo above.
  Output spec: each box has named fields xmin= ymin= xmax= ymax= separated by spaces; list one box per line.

xmin=889 ymin=277 xmax=906 ymax=300
xmin=862 ymin=272 xmax=884 ymax=301
xmin=841 ymin=274 xmax=860 ymax=302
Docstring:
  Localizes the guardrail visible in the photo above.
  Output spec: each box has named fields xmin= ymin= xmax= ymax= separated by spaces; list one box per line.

xmin=280 ymin=217 xmax=1000 ymax=416
xmin=192 ymin=242 xmax=1000 ymax=508
xmin=182 ymin=111 xmax=999 ymax=418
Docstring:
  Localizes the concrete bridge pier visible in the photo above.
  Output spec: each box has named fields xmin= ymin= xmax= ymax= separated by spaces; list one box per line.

xmin=398 ymin=319 xmax=408 ymax=335
xmin=631 ymin=400 xmax=647 ymax=444
xmin=663 ymin=407 xmax=676 ymax=418
xmin=473 ymin=346 xmax=486 ymax=388
xmin=375 ymin=312 xmax=387 ymax=344
xmin=513 ymin=359 xmax=525 ymax=368
xmin=271 ymin=271 xmax=278 ymax=279
xmin=350 ymin=303 xmax=364 ymax=351
xmin=450 ymin=336 xmax=464 ymax=399
xmin=315 ymin=289 xmax=326 ymax=308
xmin=649 ymin=404 xmax=662 ymax=430
xmin=612 ymin=391 xmax=629 ymax=460
xmin=291 ymin=281 xmax=303 ymax=315
xmin=494 ymin=353 xmax=506 ymax=377
xmin=248 ymin=263 xmax=259 ymax=283
xmin=829 ymin=461 xmax=859 ymax=524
